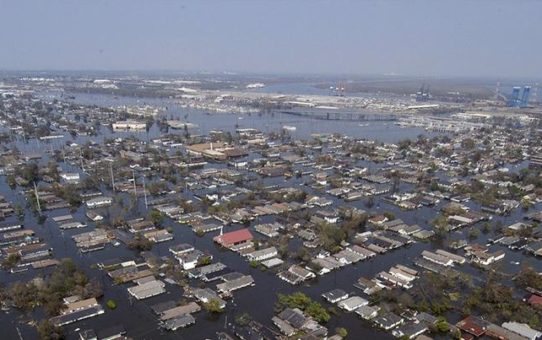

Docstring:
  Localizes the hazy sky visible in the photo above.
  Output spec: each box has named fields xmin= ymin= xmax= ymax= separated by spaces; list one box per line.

xmin=1 ymin=0 xmax=541 ymax=78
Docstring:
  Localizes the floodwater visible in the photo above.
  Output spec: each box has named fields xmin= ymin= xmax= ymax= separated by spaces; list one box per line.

xmin=42 ymin=92 xmax=435 ymax=143
xmin=1 ymin=91 xmax=539 ymax=340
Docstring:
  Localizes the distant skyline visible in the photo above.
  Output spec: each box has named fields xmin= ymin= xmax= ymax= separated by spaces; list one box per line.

xmin=1 ymin=0 xmax=541 ymax=78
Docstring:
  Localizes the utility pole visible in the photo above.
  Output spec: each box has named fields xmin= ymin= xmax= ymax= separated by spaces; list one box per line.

xmin=132 ymin=169 xmax=137 ymax=196
xmin=15 ymin=326 xmax=23 ymax=340
xmin=33 ymin=181 xmax=41 ymax=213
xmin=79 ymin=147 xmax=84 ymax=172
xmin=142 ymin=175 xmax=148 ymax=209
xmin=109 ymin=161 xmax=115 ymax=191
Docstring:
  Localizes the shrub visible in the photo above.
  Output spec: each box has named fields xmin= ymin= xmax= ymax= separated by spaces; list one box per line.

xmin=336 ymin=327 xmax=348 ymax=338
xmin=106 ymin=299 xmax=117 ymax=309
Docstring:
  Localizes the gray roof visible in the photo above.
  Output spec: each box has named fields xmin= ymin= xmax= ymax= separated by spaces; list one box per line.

xmin=278 ymin=308 xmax=307 ymax=329
xmin=164 ymin=314 xmax=195 ymax=330
xmin=322 ymin=289 xmax=348 ymax=302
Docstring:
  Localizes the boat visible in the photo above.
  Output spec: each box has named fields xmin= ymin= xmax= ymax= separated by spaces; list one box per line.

xmin=283 ymin=125 xmax=296 ymax=131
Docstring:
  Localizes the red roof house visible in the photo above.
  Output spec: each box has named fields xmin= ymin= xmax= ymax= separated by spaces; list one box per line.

xmin=213 ymin=228 xmax=253 ymax=247
xmin=456 ymin=315 xmax=487 ymax=337
xmin=528 ymin=294 xmax=542 ymax=307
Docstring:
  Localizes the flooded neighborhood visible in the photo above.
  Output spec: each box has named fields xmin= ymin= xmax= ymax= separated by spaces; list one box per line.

xmin=0 ymin=73 xmax=541 ymax=340
xmin=1 ymin=1 xmax=542 ymax=339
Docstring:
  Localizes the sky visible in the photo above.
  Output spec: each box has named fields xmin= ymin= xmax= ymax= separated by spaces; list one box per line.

xmin=1 ymin=0 xmax=541 ymax=78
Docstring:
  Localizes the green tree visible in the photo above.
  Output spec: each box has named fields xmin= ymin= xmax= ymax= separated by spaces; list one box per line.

xmin=305 ymin=301 xmax=331 ymax=323
xmin=435 ymin=317 xmax=450 ymax=332
xmin=335 ymin=327 xmax=348 ymax=338
xmin=468 ymin=228 xmax=480 ymax=240
xmin=106 ymin=299 xmax=117 ymax=309
xmin=276 ymin=292 xmax=330 ymax=323
xmin=197 ymin=256 xmax=212 ymax=266
xmin=149 ymin=209 xmax=164 ymax=226
xmin=235 ymin=313 xmax=251 ymax=326
xmin=203 ymin=298 xmax=224 ymax=313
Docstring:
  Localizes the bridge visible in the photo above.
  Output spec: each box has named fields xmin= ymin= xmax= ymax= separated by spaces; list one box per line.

xmin=280 ymin=110 xmax=400 ymax=121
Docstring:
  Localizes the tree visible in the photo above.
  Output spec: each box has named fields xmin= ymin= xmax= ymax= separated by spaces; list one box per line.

xmin=335 ymin=327 xmax=348 ymax=338
xmin=462 ymin=138 xmax=475 ymax=150
xmin=147 ymin=181 xmax=167 ymax=196
xmin=515 ymin=266 xmax=542 ymax=290
xmin=482 ymin=222 xmax=491 ymax=234
xmin=106 ymin=299 xmax=117 ymax=309
xmin=128 ymin=234 xmax=153 ymax=251
xmin=6 ymin=174 xmax=16 ymax=189
xmin=47 ymin=161 xmax=60 ymax=181
xmin=53 ymin=184 xmax=82 ymax=208
xmin=276 ymin=292 xmax=330 ymax=323
xmin=529 ymin=314 xmax=541 ymax=330
xmin=203 ymin=298 xmax=224 ymax=313
xmin=305 ymin=301 xmax=331 ymax=323
xmin=82 ymin=279 xmax=103 ymax=299
xmin=435 ymin=317 xmax=450 ymax=332
xmin=42 ymin=293 xmax=64 ymax=317
xmin=318 ymin=224 xmax=347 ymax=253
xmin=296 ymin=247 xmax=311 ymax=262
xmin=398 ymin=292 xmax=415 ymax=308
xmin=21 ymin=163 xmax=39 ymax=183
xmin=450 ymin=327 xmax=461 ymax=339
xmin=37 ymin=320 xmax=63 ymax=340
xmin=2 ymin=253 xmax=21 ymax=269
xmin=197 ymin=255 xmax=212 ymax=266
xmin=468 ymin=228 xmax=480 ymax=240
xmin=149 ymin=209 xmax=164 ymax=226
xmin=81 ymin=176 xmax=99 ymax=191
xmin=14 ymin=203 xmax=24 ymax=220
xmin=383 ymin=212 xmax=396 ymax=220
xmin=235 ymin=313 xmax=251 ymax=326
xmin=10 ymin=282 xmax=38 ymax=311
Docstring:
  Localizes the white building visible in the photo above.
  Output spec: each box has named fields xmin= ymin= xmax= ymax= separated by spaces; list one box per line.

xmin=60 ymin=173 xmax=80 ymax=183
xmin=246 ymin=246 xmax=278 ymax=262
xmin=338 ymin=296 xmax=369 ymax=312
xmin=112 ymin=120 xmax=147 ymax=131
xmin=86 ymin=196 xmax=113 ymax=208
